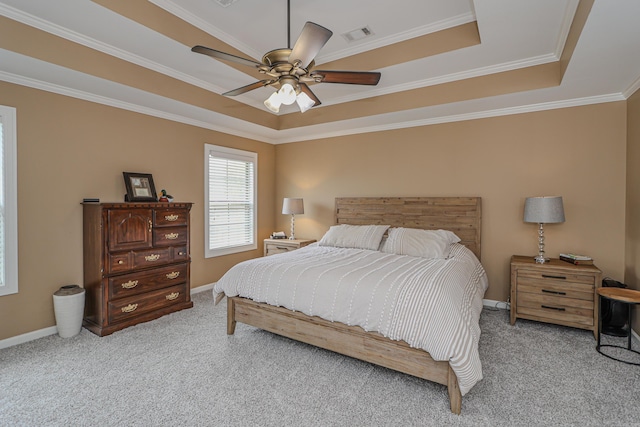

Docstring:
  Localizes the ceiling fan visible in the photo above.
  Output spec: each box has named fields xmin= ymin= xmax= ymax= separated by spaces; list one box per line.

xmin=191 ymin=0 xmax=381 ymax=113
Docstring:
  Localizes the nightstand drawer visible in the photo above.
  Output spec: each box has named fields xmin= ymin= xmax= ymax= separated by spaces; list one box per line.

xmin=265 ymin=243 xmax=297 ymax=256
xmin=263 ymin=238 xmax=316 ymax=256
xmin=516 ymin=276 xmax=594 ymax=301
xmin=516 ymin=268 xmax=595 ymax=286
xmin=517 ymin=293 xmax=594 ymax=326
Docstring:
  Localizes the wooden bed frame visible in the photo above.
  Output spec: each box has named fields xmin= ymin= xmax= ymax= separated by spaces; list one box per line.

xmin=223 ymin=197 xmax=482 ymax=414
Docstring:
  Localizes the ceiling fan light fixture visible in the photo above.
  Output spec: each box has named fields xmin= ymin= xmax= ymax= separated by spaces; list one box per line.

xmin=278 ymin=82 xmax=297 ymax=105
xmin=264 ymin=91 xmax=282 ymax=113
xmin=296 ymin=92 xmax=315 ymax=113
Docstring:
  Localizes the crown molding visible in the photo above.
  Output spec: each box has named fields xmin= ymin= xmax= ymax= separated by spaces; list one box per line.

xmin=274 ymin=93 xmax=625 ymax=144
xmin=623 ymin=75 xmax=640 ymax=99
xmin=0 ymin=67 xmax=625 ymax=146
xmin=0 ymin=70 xmax=275 ymax=144
xmin=554 ymin=0 xmax=581 ymax=59
xmin=0 ymin=2 xmax=226 ymax=94
xmin=319 ymin=53 xmax=558 ymax=107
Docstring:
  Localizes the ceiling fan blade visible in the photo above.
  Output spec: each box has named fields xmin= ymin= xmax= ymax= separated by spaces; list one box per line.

xmin=299 ymin=82 xmax=321 ymax=107
xmin=223 ymin=80 xmax=274 ymax=96
xmin=191 ymin=45 xmax=263 ymax=69
xmin=289 ymin=22 xmax=333 ymax=69
xmin=311 ymin=70 xmax=381 ymax=85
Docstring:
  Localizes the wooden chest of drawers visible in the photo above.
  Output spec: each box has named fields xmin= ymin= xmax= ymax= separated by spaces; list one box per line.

xmin=83 ymin=202 xmax=193 ymax=336
xmin=510 ymin=255 xmax=602 ymax=338
xmin=264 ymin=238 xmax=316 ymax=256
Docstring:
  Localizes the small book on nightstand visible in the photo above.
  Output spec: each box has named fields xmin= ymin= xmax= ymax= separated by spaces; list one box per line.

xmin=559 ymin=253 xmax=593 ymax=265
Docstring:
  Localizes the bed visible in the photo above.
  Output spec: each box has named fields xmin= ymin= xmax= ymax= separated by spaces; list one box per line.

xmin=213 ymin=197 xmax=487 ymax=414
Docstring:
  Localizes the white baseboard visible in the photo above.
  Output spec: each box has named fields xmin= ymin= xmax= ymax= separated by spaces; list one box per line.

xmin=2 ymin=293 xmax=638 ymax=350
xmin=0 ymin=284 xmax=216 ymax=350
xmin=191 ymin=282 xmax=215 ymax=294
xmin=483 ymin=298 xmax=511 ymax=310
xmin=0 ymin=326 xmax=58 ymax=350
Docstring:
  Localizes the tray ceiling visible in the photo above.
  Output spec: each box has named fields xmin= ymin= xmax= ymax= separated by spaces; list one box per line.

xmin=0 ymin=0 xmax=639 ymax=144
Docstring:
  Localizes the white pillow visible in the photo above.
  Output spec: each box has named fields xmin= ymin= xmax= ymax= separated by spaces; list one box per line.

xmin=380 ymin=228 xmax=461 ymax=259
xmin=318 ymin=224 xmax=390 ymax=251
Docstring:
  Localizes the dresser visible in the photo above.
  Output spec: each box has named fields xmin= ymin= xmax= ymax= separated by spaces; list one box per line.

xmin=82 ymin=202 xmax=193 ymax=336
xmin=263 ymin=238 xmax=316 ymax=256
xmin=510 ymin=255 xmax=602 ymax=339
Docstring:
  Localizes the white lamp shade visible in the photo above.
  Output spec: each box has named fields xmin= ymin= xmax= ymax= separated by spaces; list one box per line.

xmin=279 ymin=83 xmax=297 ymax=105
xmin=264 ymin=91 xmax=282 ymax=113
xmin=523 ymin=196 xmax=565 ymax=223
xmin=282 ymin=198 xmax=304 ymax=215
xmin=296 ymin=92 xmax=315 ymax=113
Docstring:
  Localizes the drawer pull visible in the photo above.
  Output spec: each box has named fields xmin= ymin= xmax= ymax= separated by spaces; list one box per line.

xmin=166 ymin=271 xmax=180 ymax=280
xmin=165 ymin=214 xmax=179 ymax=221
xmin=542 ymin=274 xmax=566 ymax=280
xmin=165 ymin=233 xmax=179 ymax=240
xmin=166 ymin=292 xmax=180 ymax=301
xmin=542 ymin=289 xmax=566 ymax=296
xmin=121 ymin=280 xmax=138 ymax=289
xmin=118 ymin=260 xmax=124 ymax=265
xmin=541 ymin=305 xmax=566 ymax=312
xmin=145 ymin=254 xmax=160 ymax=262
xmin=121 ymin=303 xmax=138 ymax=313
xmin=276 ymin=246 xmax=290 ymax=250
xmin=178 ymin=251 xmax=186 ymax=256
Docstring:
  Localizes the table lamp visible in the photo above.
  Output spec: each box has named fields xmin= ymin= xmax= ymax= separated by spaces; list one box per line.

xmin=523 ymin=196 xmax=565 ymax=264
xmin=282 ymin=198 xmax=304 ymax=240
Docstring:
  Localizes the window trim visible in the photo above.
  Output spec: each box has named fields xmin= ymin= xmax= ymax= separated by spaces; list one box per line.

xmin=0 ymin=105 xmax=18 ymax=296
xmin=204 ymin=143 xmax=257 ymax=258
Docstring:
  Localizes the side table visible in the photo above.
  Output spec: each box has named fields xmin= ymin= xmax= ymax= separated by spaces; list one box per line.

xmin=596 ymin=287 xmax=640 ymax=365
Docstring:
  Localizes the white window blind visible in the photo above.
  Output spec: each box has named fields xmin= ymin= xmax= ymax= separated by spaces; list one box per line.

xmin=0 ymin=106 xmax=18 ymax=296
xmin=204 ymin=144 xmax=257 ymax=257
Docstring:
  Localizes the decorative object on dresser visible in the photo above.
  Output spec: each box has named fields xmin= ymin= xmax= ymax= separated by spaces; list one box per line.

xmin=123 ymin=172 xmax=157 ymax=202
xmin=510 ymin=255 xmax=602 ymax=339
xmin=263 ymin=238 xmax=315 ymax=256
xmin=82 ymin=202 xmax=193 ymax=336
xmin=282 ymin=198 xmax=304 ymax=240
xmin=523 ymin=196 xmax=565 ymax=264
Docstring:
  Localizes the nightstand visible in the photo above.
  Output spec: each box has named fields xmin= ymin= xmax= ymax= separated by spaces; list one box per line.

xmin=263 ymin=238 xmax=316 ymax=256
xmin=510 ymin=255 xmax=602 ymax=339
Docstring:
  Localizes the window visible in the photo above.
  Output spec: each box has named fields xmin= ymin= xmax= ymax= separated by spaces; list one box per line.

xmin=0 ymin=106 xmax=18 ymax=296
xmin=204 ymin=144 xmax=257 ymax=258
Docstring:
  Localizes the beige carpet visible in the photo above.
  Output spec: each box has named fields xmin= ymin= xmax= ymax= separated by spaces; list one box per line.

xmin=1 ymin=291 xmax=639 ymax=426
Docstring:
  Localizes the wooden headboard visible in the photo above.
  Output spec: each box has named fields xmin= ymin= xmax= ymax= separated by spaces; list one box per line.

xmin=335 ymin=197 xmax=482 ymax=260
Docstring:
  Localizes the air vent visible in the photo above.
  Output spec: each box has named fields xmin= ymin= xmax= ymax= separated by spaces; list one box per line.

xmin=214 ymin=0 xmax=238 ymax=7
xmin=341 ymin=26 xmax=374 ymax=43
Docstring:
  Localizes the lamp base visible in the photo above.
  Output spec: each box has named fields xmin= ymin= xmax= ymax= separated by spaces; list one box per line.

xmin=534 ymin=255 xmax=549 ymax=264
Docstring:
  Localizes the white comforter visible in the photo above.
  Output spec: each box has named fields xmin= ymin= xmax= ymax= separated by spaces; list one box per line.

xmin=213 ymin=243 xmax=489 ymax=395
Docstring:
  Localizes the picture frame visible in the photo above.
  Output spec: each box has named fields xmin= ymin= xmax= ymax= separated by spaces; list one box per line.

xmin=123 ymin=172 xmax=157 ymax=202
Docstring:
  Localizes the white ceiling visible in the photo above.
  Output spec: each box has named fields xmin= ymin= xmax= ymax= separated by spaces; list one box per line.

xmin=1 ymin=0 xmax=639 ymax=144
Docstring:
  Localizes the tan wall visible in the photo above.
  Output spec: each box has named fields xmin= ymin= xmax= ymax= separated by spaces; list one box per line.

xmin=275 ymin=102 xmax=628 ymax=302
xmin=626 ymin=88 xmax=640 ymax=332
xmin=0 ymin=81 xmax=275 ymax=341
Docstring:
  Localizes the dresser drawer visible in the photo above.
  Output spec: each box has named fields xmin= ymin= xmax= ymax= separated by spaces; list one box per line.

xmin=154 ymin=209 xmax=188 ymax=227
xmin=132 ymin=247 xmax=172 ymax=269
xmin=108 ymin=283 xmax=188 ymax=324
xmin=108 ymin=263 xmax=188 ymax=299
xmin=153 ymin=226 xmax=188 ymax=246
